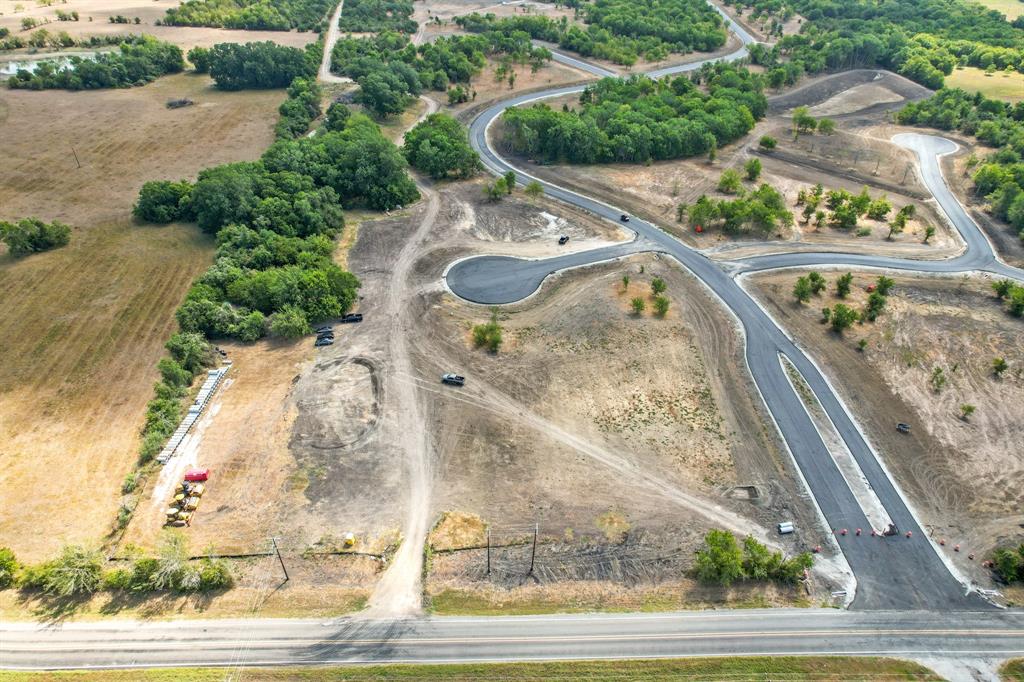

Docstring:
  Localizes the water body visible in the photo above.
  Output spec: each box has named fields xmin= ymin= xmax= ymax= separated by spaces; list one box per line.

xmin=0 ymin=52 xmax=100 ymax=76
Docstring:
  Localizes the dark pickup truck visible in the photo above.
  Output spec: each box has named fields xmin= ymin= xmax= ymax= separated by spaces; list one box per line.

xmin=441 ymin=373 xmax=465 ymax=386
xmin=341 ymin=313 xmax=363 ymax=323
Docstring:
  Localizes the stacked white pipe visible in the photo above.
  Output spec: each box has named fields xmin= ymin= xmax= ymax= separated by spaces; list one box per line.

xmin=156 ymin=366 xmax=228 ymax=465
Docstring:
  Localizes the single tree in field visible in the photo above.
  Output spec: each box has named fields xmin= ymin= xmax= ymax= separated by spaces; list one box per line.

xmin=503 ymin=171 xmax=516 ymax=194
xmin=923 ymin=224 xmax=936 ymax=244
xmin=863 ymin=291 xmax=887 ymax=321
xmin=993 ymin=357 xmax=1009 ymax=377
xmin=792 ymin=106 xmax=817 ymax=136
xmin=630 ymin=297 xmax=646 ymax=315
xmin=651 ymin=277 xmax=667 ymax=295
xmin=524 ymin=180 xmax=543 ymax=198
xmin=836 ymin=272 xmax=853 ymax=298
xmin=817 ymin=118 xmax=836 ymax=135
xmin=793 ymin=276 xmax=813 ymax=303
xmin=821 ymin=307 xmax=831 ymax=323
xmin=758 ymin=135 xmax=777 ymax=151
xmin=653 ymin=295 xmax=670 ymax=317
xmin=875 ymin=275 xmax=895 ymax=296
xmin=930 ymin=366 xmax=946 ymax=393
xmin=959 ymin=404 xmax=976 ymax=421
xmin=717 ymin=169 xmax=742 ymax=194
xmin=744 ymin=158 xmax=762 ymax=181
xmin=830 ymin=303 xmax=858 ymax=333
xmin=807 ymin=271 xmax=826 ymax=295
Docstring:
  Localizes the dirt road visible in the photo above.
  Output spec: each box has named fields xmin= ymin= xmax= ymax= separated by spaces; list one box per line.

xmin=319 ymin=0 xmax=353 ymax=84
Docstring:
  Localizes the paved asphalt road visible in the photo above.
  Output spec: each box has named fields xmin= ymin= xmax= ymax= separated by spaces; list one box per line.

xmin=4 ymin=609 xmax=1023 ymax=670
xmin=446 ymin=6 xmax=1024 ymax=612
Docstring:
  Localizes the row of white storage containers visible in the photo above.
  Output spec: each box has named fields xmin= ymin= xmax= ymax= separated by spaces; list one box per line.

xmin=156 ymin=366 xmax=229 ymax=465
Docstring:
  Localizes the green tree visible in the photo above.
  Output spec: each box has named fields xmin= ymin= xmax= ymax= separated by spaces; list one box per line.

xmin=817 ymin=117 xmax=836 ymax=135
xmin=931 ymin=366 xmax=947 ymax=393
xmin=402 ymin=113 xmax=481 ymax=179
xmin=992 ymin=279 xmax=1014 ymax=299
xmin=324 ymin=103 xmax=352 ymax=132
xmin=875 ymin=276 xmax=895 ymax=296
xmin=269 ymin=305 xmax=309 ymax=338
xmin=0 ymin=547 xmax=19 ymax=589
xmin=830 ymin=303 xmax=858 ymax=333
xmin=992 ymin=357 xmax=1008 ymax=377
xmin=992 ymin=548 xmax=1022 ymax=583
xmin=653 ymin=295 xmax=670 ymax=317
xmin=0 ymin=218 xmax=72 ymax=256
xmin=923 ymin=224 xmax=936 ymax=244
xmin=758 ymin=135 xmax=777 ymax=151
xmin=863 ymin=291 xmax=887 ymax=321
xmin=134 ymin=180 xmax=194 ymax=223
xmin=717 ymin=169 xmax=742 ymax=194
xmin=621 ymin=273 xmax=630 ymax=290
xmin=695 ymin=530 xmax=744 ymax=586
xmin=187 ymin=46 xmax=210 ymax=72
xmin=651 ymin=277 xmax=667 ymax=295
xmin=40 ymin=545 xmax=103 ymax=596
xmin=524 ymin=180 xmax=543 ymax=198
xmin=866 ymin=197 xmax=891 ymax=221
xmin=630 ymin=297 xmax=646 ymax=314
xmin=835 ymin=272 xmax=853 ymax=298
xmin=744 ymin=157 xmax=762 ymax=181
xmin=792 ymin=106 xmax=817 ymax=136
xmin=808 ymin=271 xmax=826 ymax=295
xmin=503 ymin=171 xmax=516 ymax=194
xmin=165 ymin=332 xmax=210 ymax=374
xmin=959 ymin=403 xmax=975 ymax=421
xmin=793 ymin=276 xmax=812 ymax=303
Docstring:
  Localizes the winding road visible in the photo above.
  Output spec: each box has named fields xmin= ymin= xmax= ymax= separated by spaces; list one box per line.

xmin=444 ymin=6 xmax=1024 ymax=612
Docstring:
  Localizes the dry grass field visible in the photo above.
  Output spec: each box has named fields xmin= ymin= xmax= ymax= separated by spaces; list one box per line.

xmin=0 ymin=0 xmax=317 ymax=54
xmin=946 ymin=66 xmax=1024 ymax=103
xmin=0 ymin=73 xmax=287 ymax=561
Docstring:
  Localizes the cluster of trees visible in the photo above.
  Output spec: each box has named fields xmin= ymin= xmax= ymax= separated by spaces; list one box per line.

xmin=7 ymin=36 xmax=183 ymax=90
xmin=793 ymin=272 xmax=895 ymax=334
xmin=694 ymin=529 xmax=814 ymax=586
xmin=992 ymin=278 xmax=1024 ymax=318
xmin=502 ymin=65 xmax=766 ymax=164
xmin=139 ymin=332 xmax=215 ymax=461
xmin=134 ymin=111 xmax=420 ymax=348
xmin=161 ymin=0 xmax=332 ymax=32
xmin=472 ymin=308 xmax=503 ymax=353
xmin=0 ymin=217 xmax=71 ymax=257
xmin=456 ymin=0 xmax=727 ymax=66
xmin=795 ymin=183 xmax=925 ymax=239
xmin=330 ymin=31 xmax=549 ymax=117
xmin=899 ymin=89 xmax=1024 ymax=241
xmin=402 ymin=113 xmax=481 ymax=179
xmin=195 ymin=41 xmax=316 ymax=90
xmin=683 ymin=182 xmax=793 ymax=236
xmin=337 ymin=0 xmax=416 ymax=33
xmin=731 ymin=0 xmax=1024 ymax=90
xmin=0 ymin=535 xmax=233 ymax=598
xmin=274 ymin=77 xmax=322 ymax=139
xmin=991 ymin=543 xmax=1024 ymax=584
xmin=7 ymin=28 xmax=132 ymax=50
xmin=791 ymin=106 xmax=835 ymax=137
xmin=628 ymin=276 xmax=671 ymax=317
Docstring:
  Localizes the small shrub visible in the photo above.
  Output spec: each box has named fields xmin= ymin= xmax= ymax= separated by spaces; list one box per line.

xmin=653 ymin=295 xmax=670 ymax=317
xmin=471 ymin=308 xmax=503 ymax=353
xmin=0 ymin=547 xmax=19 ymax=589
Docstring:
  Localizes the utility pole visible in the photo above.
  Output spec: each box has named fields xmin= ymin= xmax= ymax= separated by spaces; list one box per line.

xmin=486 ymin=530 xmax=491 ymax=576
xmin=271 ymin=537 xmax=289 ymax=583
xmin=71 ymin=147 xmax=81 ymax=169
xmin=528 ymin=523 xmax=537 ymax=576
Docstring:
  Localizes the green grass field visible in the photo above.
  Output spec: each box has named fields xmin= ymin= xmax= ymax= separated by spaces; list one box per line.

xmin=1002 ymin=658 xmax=1024 ymax=681
xmin=947 ymin=66 xmax=1024 ymax=102
xmin=0 ymin=657 xmax=943 ymax=681
xmin=975 ymin=0 xmax=1024 ymax=19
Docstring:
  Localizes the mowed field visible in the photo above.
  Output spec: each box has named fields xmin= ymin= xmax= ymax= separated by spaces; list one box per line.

xmin=946 ymin=66 xmax=1024 ymax=102
xmin=976 ymin=0 xmax=1024 ymax=19
xmin=0 ymin=73 xmax=286 ymax=561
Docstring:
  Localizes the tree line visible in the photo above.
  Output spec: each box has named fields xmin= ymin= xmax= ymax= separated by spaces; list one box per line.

xmin=7 ymin=36 xmax=183 ymax=90
xmin=501 ymin=64 xmax=766 ymax=164
xmin=456 ymin=0 xmax=727 ymax=67
xmin=0 ymin=534 xmax=232 ymax=598
xmin=188 ymin=40 xmax=318 ymax=90
xmin=898 ymin=89 xmax=1024 ymax=241
xmin=161 ymin=0 xmax=333 ymax=32
xmin=337 ymin=0 xmax=416 ymax=33
xmin=0 ymin=218 xmax=71 ymax=257
xmin=695 ymin=529 xmax=813 ymax=586
xmin=725 ymin=0 xmax=1024 ymax=91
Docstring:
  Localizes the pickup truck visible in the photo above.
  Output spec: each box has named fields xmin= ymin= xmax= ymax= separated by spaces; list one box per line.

xmin=441 ymin=373 xmax=465 ymax=386
xmin=341 ymin=313 xmax=363 ymax=323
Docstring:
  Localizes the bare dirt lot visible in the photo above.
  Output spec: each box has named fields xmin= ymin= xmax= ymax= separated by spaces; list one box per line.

xmin=0 ymin=73 xmax=286 ymax=561
xmin=383 ymin=180 xmax=835 ymax=611
xmin=747 ymin=270 xmax=1024 ymax=585
xmin=0 ymin=0 xmax=316 ymax=54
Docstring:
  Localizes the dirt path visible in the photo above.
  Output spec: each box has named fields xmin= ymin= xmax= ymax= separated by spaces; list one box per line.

xmin=319 ymin=0 xmax=353 ymax=84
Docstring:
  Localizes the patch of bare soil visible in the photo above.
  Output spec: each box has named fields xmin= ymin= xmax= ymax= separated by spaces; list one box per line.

xmin=747 ymin=271 xmax=1024 ymax=586
xmin=0 ymin=0 xmax=316 ymax=53
xmin=808 ymin=83 xmax=903 ymax=118
xmin=0 ymin=73 xmax=284 ymax=562
xmin=445 ymin=56 xmax=588 ymax=119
